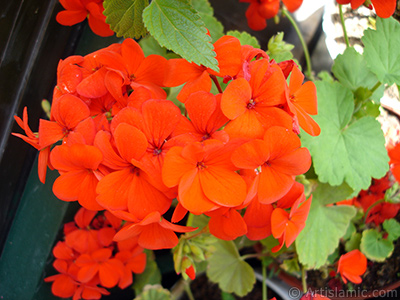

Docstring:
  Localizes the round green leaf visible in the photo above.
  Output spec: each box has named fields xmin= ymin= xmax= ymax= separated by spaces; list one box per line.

xmin=301 ymin=81 xmax=389 ymax=191
xmin=362 ymin=17 xmax=400 ymax=86
xmin=360 ymin=229 xmax=394 ymax=262
xmin=207 ymin=240 xmax=255 ymax=297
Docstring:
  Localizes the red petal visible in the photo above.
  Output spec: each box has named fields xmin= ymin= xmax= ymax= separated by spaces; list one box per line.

xmin=56 ymin=10 xmax=86 ymax=26
xmin=199 ymin=167 xmax=246 ymax=207
xmin=114 ymin=123 xmax=148 ymax=162
xmin=221 ymin=78 xmax=251 ymax=119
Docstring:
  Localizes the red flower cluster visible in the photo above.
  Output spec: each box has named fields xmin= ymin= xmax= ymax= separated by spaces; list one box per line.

xmin=56 ymin=0 xmax=113 ymax=36
xmin=345 ymin=173 xmax=400 ymax=225
xmin=240 ymin=0 xmax=303 ymax=30
xmin=14 ymin=36 xmax=318 ymax=253
xmin=336 ymin=0 xmax=396 ymax=18
xmin=44 ymin=208 xmax=146 ymax=299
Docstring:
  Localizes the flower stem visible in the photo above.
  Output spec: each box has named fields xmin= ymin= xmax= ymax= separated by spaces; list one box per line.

xmin=262 ymin=261 xmax=268 ymax=300
xmin=370 ymin=81 xmax=382 ymax=94
xmin=184 ymin=280 xmax=195 ymax=300
xmin=282 ymin=8 xmax=314 ymax=81
xmin=210 ymin=75 xmax=223 ymax=93
xmin=339 ymin=5 xmax=350 ymax=48
xmin=301 ymin=264 xmax=307 ymax=293
xmin=364 ymin=198 xmax=385 ymax=223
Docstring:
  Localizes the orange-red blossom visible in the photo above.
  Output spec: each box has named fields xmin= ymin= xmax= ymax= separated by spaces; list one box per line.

xmin=13 ymin=35 xmax=321 ymax=298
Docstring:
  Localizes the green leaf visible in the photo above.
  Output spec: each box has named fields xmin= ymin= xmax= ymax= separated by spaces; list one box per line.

xmin=226 ymin=30 xmax=260 ymax=48
xmin=133 ymin=251 xmax=162 ymax=296
xmin=134 ymin=285 xmax=172 ymax=300
xmin=332 ymin=47 xmax=378 ymax=91
xmin=143 ymin=0 xmax=218 ymax=72
xmin=362 ymin=17 xmax=400 ymax=85
xmin=360 ymin=229 xmax=394 ymax=262
xmin=139 ymin=35 xmax=180 ymax=59
xmin=103 ymin=0 xmax=149 ymax=39
xmin=221 ymin=291 xmax=236 ymax=300
xmin=342 ymin=222 xmax=356 ymax=240
xmin=318 ymin=71 xmax=335 ymax=83
xmin=192 ymin=0 xmax=224 ymax=42
xmin=296 ymin=182 xmax=357 ymax=269
xmin=383 ymin=219 xmax=400 ymax=242
xmin=301 ymin=81 xmax=389 ymax=191
xmin=207 ymin=240 xmax=255 ymax=297
xmin=345 ymin=232 xmax=362 ymax=252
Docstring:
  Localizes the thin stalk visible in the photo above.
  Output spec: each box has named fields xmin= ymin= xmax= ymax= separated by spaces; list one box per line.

xmin=370 ymin=81 xmax=382 ymax=94
xmin=281 ymin=9 xmax=314 ymax=81
xmin=301 ymin=264 xmax=307 ymax=293
xmin=210 ymin=74 xmax=223 ymax=93
xmin=339 ymin=5 xmax=350 ymax=48
xmin=262 ymin=262 xmax=268 ymax=300
xmin=184 ymin=280 xmax=195 ymax=300
xmin=364 ymin=198 xmax=385 ymax=223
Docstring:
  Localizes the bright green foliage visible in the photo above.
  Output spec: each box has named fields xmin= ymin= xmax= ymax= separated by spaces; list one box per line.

xmin=266 ymin=32 xmax=294 ymax=63
xmin=226 ymin=30 xmax=260 ymax=48
xmin=360 ymin=229 xmax=394 ymax=262
xmin=296 ymin=182 xmax=356 ymax=269
xmin=103 ymin=0 xmax=149 ymax=38
xmin=134 ymin=285 xmax=172 ymax=300
xmin=139 ymin=35 xmax=180 ymax=58
xmin=207 ymin=240 xmax=255 ymax=297
xmin=143 ymin=0 xmax=219 ymax=72
xmin=345 ymin=232 xmax=362 ymax=252
xmin=332 ymin=47 xmax=378 ymax=91
xmin=133 ymin=252 xmax=162 ymax=296
xmin=383 ymin=219 xmax=400 ymax=242
xmin=301 ymin=81 xmax=389 ymax=191
xmin=362 ymin=17 xmax=400 ymax=86
xmin=192 ymin=0 xmax=224 ymax=42
xmin=342 ymin=222 xmax=356 ymax=240
xmin=221 ymin=291 xmax=236 ymax=300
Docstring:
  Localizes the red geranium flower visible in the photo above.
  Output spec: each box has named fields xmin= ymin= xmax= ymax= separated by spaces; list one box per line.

xmin=337 ymin=249 xmax=367 ymax=284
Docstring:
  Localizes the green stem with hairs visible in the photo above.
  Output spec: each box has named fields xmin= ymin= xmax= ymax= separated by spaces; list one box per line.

xmin=339 ymin=5 xmax=350 ymax=48
xmin=281 ymin=9 xmax=314 ymax=81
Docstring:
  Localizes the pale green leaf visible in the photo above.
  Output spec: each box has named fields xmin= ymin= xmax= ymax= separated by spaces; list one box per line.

xmin=332 ymin=47 xmax=378 ymax=91
xmin=383 ymin=219 xmax=400 ymax=242
xmin=139 ymin=35 xmax=180 ymax=59
xmin=103 ymin=0 xmax=148 ymax=39
xmin=345 ymin=232 xmax=362 ymax=252
xmin=301 ymin=81 xmax=389 ymax=191
xmin=360 ymin=229 xmax=394 ymax=262
xmin=362 ymin=17 xmax=400 ymax=85
xmin=296 ymin=182 xmax=357 ymax=269
xmin=207 ymin=240 xmax=255 ymax=297
xmin=143 ymin=0 xmax=218 ymax=71
xmin=192 ymin=0 xmax=224 ymax=42
xmin=134 ymin=285 xmax=172 ymax=300
xmin=226 ymin=30 xmax=260 ymax=48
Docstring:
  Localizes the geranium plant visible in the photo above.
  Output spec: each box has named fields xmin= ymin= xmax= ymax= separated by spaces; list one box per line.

xmin=12 ymin=0 xmax=400 ymax=299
